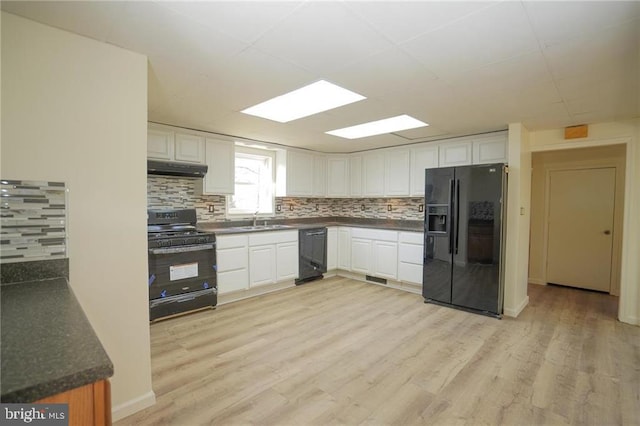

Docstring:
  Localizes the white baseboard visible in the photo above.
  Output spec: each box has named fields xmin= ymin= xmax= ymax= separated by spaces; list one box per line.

xmin=112 ymin=390 xmax=156 ymax=422
xmin=528 ymin=278 xmax=546 ymax=285
xmin=503 ymin=296 xmax=529 ymax=318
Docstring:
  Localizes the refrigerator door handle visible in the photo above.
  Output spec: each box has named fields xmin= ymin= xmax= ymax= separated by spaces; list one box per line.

xmin=449 ymin=179 xmax=455 ymax=254
xmin=455 ymin=179 xmax=460 ymax=254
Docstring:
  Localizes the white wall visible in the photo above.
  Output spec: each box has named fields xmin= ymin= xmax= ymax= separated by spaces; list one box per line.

xmin=528 ymin=120 xmax=640 ymax=325
xmin=1 ymin=12 xmax=155 ymax=418
xmin=503 ymin=123 xmax=531 ymax=317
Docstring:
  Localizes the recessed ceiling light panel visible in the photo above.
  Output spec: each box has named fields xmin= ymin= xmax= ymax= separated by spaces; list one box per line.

xmin=326 ymin=114 xmax=428 ymax=139
xmin=241 ymin=80 xmax=366 ymax=123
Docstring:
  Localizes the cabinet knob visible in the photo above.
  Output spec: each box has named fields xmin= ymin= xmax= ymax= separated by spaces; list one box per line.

xmin=604 ymin=230 xmax=611 ymax=235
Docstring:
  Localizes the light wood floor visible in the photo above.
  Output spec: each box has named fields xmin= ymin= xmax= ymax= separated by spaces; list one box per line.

xmin=117 ymin=277 xmax=639 ymax=425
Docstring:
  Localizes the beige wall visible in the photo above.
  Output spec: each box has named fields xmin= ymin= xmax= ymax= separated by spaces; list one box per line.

xmin=529 ymin=145 xmax=626 ymax=295
xmin=1 ymin=12 xmax=154 ymax=419
xmin=528 ymin=120 xmax=640 ymax=325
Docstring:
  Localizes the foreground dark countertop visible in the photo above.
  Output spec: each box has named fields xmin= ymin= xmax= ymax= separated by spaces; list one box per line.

xmin=1 ymin=278 xmax=113 ymax=402
xmin=199 ymin=217 xmax=424 ymax=235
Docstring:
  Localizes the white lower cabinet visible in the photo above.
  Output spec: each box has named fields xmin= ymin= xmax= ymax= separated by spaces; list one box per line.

xmin=373 ymin=240 xmax=398 ymax=280
xmin=216 ymin=235 xmax=249 ymax=294
xmin=350 ymin=228 xmax=398 ymax=280
xmin=327 ymin=227 xmax=338 ymax=270
xmin=398 ymin=232 xmax=424 ymax=285
xmin=351 ymin=238 xmax=372 ymax=274
xmin=248 ymin=231 xmax=298 ymax=288
xmin=276 ymin=241 xmax=298 ymax=281
xmin=337 ymin=227 xmax=351 ymax=270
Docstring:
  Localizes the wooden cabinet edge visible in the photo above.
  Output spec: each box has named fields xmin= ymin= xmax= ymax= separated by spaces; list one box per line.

xmin=36 ymin=379 xmax=111 ymax=426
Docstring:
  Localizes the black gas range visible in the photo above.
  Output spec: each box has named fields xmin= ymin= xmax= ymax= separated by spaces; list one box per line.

xmin=147 ymin=209 xmax=217 ymax=321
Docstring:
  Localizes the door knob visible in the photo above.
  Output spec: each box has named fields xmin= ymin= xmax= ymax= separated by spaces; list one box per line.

xmin=604 ymin=230 xmax=611 ymax=235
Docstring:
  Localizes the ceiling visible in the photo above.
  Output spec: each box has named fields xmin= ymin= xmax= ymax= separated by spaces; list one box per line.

xmin=3 ymin=1 xmax=639 ymax=153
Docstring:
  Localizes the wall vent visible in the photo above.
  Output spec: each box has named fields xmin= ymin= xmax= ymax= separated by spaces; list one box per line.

xmin=366 ymin=275 xmax=387 ymax=285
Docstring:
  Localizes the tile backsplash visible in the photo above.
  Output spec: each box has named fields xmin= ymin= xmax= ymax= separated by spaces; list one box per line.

xmin=0 ymin=180 xmax=68 ymax=263
xmin=147 ymin=176 xmax=425 ymax=222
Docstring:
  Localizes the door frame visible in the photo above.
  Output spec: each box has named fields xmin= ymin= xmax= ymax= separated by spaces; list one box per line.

xmin=530 ymin=135 xmax=633 ymax=323
xmin=542 ymin=164 xmax=623 ymax=295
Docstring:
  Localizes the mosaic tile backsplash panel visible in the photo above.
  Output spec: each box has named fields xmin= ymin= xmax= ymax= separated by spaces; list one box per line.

xmin=148 ymin=176 xmax=425 ymax=222
xmin=0 ymin=180 xmax=68 ymax=263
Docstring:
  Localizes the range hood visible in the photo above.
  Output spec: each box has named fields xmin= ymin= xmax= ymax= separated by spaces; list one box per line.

xmin=147 ymin=160 xmax=208 ymax=178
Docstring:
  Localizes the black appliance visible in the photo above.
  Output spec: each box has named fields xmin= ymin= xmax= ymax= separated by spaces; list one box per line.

xmin=147 ymin=159 xmax=208 ymax=178
xmin=423 ymin=164 xmax=507 ymax=317
xmin=296 ymin=227 xmax=327 ymax=285
xmin=148 ymin=209 xmax=217 ymax=321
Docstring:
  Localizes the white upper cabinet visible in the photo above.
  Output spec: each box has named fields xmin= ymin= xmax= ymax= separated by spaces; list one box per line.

xmin=439 ymin=141 xmax=472 ymax=167
xmin=312 ymin=155 xmax=327 ymax=197
xmin=384 ymin=149 xmax=410 ymax=196
xmin=473 ymin=134 xmax=508 ymax=164
xmin=362 ymin=152 xmax=385 ymax=197
xmin=147 ymin=128 xmax=174 ymax=161
xmin=174 ymin=133 xmax=205 ymax=164
xmin=327 ymin=156 xmax=350 ymax=197
xmin=198 ymin=138 xmax=235 ymax=195
xmin=350 ymin=155 xmax=363 ymax=197
xmin=286 ymin=150 xmax=314 ymax=196
xmin=410 ymin=145 xmax=439 ymax=196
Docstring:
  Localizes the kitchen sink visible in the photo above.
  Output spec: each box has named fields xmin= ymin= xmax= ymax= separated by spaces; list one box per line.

xmin=236 ymin=224 xmax=293 ymax=231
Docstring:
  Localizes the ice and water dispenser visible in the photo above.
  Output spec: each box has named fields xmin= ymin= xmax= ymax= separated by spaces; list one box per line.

xmin=426 ymin=205 xmax=448 ymax=233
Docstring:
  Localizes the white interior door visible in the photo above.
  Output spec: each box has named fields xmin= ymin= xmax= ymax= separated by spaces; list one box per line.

xmin=546 ymin=167 xmax=616 ymax=292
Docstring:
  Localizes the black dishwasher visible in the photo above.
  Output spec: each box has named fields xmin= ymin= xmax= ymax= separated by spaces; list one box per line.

xmin=296 ymin=227 xmax=327 ymax=285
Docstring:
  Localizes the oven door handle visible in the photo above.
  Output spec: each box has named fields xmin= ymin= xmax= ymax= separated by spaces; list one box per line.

xmin=149 ymin=244 xmax=215 ymax=255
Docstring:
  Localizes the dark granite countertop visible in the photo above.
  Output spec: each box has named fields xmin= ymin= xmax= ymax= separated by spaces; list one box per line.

xmin=198 ymin=217 xmax=424 ymax=235
xmin=1 ymin=278 xmax=114 ymax=402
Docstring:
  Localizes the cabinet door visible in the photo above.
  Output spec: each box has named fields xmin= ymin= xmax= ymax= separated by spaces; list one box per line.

xmin=384 ymin=149 xmax=410 ymax=196
xmin=473 ymin=136 xmax=507 ymax=164
xmin=363 ymin=152 xmax=385 ymax=196
xmin=276 ymin=242 xmax=298 ymax=281
xmin=175 ymin=133 xmax=205 ymax=164
xmin=410 ymin=145 xmax=439 ymax=196
xmin=312 ymin=155 xmax=327 ymax=197
xmin=337 ymin=227 xmax=351 ymax=270
xmin=201 ymin=138 xmax=235 ymax=195
xmin=147 ymin=129 xmax=174 ymax=160
xmin=351 ymin=238 xmax=372 ymax=275
xmin=249 ymin=245 xmax=276 ymax=287
xmin=374 ymin=241 xmax=398 ymax=279
xmin=327 ymin=227 xmax=338 ymax=270
xmin=327 ymin=157 xmax=349 ymax=197
xmin=287 ymin=151 xmax=314 ymax=196
xmin=349 ymin=156 xmax=362 ymax=197
xmin=439 ymin=141 xmax=472 ymax=167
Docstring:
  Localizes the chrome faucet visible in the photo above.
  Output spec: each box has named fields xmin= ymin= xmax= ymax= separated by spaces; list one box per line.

xmin=253 ymin=211 xmax=259 ymax=227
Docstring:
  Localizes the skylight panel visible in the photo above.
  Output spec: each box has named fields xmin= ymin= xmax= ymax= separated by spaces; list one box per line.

xmin=326 ymin=114 xmax=428 ymax=139
xmin=241 ymin=80 xmax=366 ymax=123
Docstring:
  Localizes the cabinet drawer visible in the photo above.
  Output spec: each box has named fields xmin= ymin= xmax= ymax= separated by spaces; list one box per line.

xmin=351 ymin=228 xmax=398 ymax=242
xmin=399 ymin=243 xmax=423 ymax=264
xmin=399 ymin=262 xmax=423 ymax=284
xmin=249 ymin=230 xmax=297 ymax=246
xmin=217 ymin=247 xmax=248 ymax=272
xmin=217 ymin=235 xmax=248 ymax=249
xmin=399 ymin=232 xmax=423 ymax=244
xmin=218 ymin=269 xmax=249 ymax=294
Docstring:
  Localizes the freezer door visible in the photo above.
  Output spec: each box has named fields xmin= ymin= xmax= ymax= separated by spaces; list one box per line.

xmin=423 ymin=167 xmax=455 ymax=303
xmin=450 ymin=164 xmax=504 ymax=314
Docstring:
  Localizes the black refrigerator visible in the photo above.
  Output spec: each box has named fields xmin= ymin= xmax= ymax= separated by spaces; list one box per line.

xmin=422 ymin=163 xmax=507 ymax=317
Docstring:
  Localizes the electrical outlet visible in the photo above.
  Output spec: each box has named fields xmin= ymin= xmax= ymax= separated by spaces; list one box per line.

xmin=387 ymin=204 xmax=392 ymax=212
xmin=418 ymin=204 xmax=424 ymax=212
xmin=276 ymin=205 xmax=282 ymax=212
xmin=289 ymin=205 xmax=294 ymax=211
xmin=361 ymin=204 xmax=365 ymax=211
xmin=208 ymin=205 xmax=215 ymax=213
xmin=315 ymin=204 xmax=319 ymax=211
